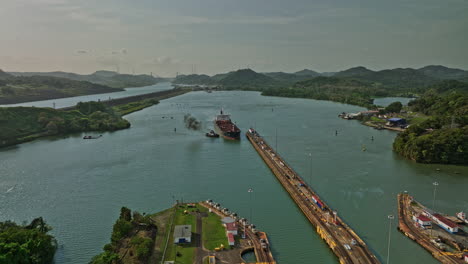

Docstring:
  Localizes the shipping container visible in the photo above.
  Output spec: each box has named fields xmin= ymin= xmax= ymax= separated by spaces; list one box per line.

xmin=316 ymin=201 xmax=324 ymax=210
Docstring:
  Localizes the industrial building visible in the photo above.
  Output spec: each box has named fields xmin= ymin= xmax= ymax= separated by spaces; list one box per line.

xmin=227 ymin=232 xmax=235 ymax=246
xmin=174 ymin=225 xmax=192 ymax=244
xmin=386 ymin=118 xmax=407 ymax=127
xmin=224 ymin=222 xmax=238 ymax=235
xmin=412 ymin=214 xmax=432 ymax=228
xmin=432 ymin=214 xmax=459 ymax=234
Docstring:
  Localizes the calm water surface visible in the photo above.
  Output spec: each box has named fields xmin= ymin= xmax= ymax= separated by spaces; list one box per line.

xmin=0 ymin=91 xmax=467 ymax=264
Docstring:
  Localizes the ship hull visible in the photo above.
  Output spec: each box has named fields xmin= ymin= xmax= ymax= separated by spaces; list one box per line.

xmin=214 ymin=123 xmax=241 ymax=140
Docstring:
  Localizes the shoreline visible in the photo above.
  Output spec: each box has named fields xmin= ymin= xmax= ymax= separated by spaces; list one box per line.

xmin=0 ymin=88 xmax=190 ymax=149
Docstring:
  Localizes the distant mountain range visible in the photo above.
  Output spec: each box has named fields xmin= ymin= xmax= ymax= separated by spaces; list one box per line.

xmin=8 ymin=70 xmax=167 ymax=89
xmin=173 ymin=65 xmax=468 ymax=91
xmin=0 ymin=70 xmax=123 ymax=104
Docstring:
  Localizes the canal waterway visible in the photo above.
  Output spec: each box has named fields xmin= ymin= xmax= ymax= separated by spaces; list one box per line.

xmin=0 ymin=91 xmax=467 ymax=264
xmin=0 ymin=82 xmax=173 ymax=108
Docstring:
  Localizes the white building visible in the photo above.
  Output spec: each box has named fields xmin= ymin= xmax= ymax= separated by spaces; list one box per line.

xmin=412 ymin=214 xmax=432 ymax=227
xmin=174 ymin=225 xmax=191 ymax=244
xmin=224 ymin=222 xmax=238 ymax=235
xmin=432 ymin=214 xmax=459 ymax=234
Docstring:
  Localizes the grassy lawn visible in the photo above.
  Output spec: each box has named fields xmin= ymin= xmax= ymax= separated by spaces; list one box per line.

xmin=164 ymin=204 xmax=198 ymax=264
xmin=370 ymin=116 xmax=386 ymax=123
xmin=149 ymin=207 xmax=175 ymax=263
xmin=202 ymin=211 xmax=229 ymax=250
xmin=112 ymin=99 xmax=159 ymax=116
xmin=408 ymin=115 xmax=429 ymax=125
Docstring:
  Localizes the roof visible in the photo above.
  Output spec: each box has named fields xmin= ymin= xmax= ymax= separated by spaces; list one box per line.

xmin=388 ymin=118 xmax=404 ymax=122
xmin=417 ymin=215 xmax=431 ymax=222
xmin=433 ymin=214 xmax=458 ymax=228
xmin=222 ymin=217 xmax=235 ymax=224
xmin=174 ymin=225 xmax=192 ymax=238
xmin=227 ymin=232 xmax=235 ymax=242
xmin=225 ymin=222 xmax=237 ymax=231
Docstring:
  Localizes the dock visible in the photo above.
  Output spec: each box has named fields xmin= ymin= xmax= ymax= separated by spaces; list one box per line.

xmin=397 ymin=193 xmax=467 ymax=264
xmin=200 ymin=202 xmax=276 ymax=264
xmin=246 ymin=129 xmax=381 ymax=264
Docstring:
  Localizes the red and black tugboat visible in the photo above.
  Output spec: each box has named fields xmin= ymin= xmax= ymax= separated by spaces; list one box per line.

xmin=214 ymin=109 xmax=241 ymax=140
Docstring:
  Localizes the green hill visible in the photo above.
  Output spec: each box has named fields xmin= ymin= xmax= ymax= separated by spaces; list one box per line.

xmin=0 ymin=69 xmax=12 ymax=79
xmin=262 ymin=76 xmax=380 ymax=108
xmin=334 ymin=66 xmax=375 ymax=77
xmin=0 ymin=101 xmax=130 ymax=147
xmin=218 ymin=69 xmax=280 ymax=89
xmin=394 ymin=88 xmax=468 ymax=165
xmin=0 ymin=75 xmax=122 ymax=104
xmin=173 ymin=74 xmax=215 ymax=85
xmin=334 ymin=67 xmax=437 ymax=92
xmin=173 ymin=69 xmax=282 ymax=89
xmin=417 ymin=65 xmax=468 ymax=80
xmin=294 ymin=69 xmax=321 ymax=77
xmin=9 ymin=71 xmax=163 ymax=88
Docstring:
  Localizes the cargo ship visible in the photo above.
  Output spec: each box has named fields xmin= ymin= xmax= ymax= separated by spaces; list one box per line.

xmin=214 ymin=110 xmax=241 ymax=140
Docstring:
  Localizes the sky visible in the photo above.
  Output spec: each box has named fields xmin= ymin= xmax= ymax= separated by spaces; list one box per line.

xmin=1 ymin=0 xmax=468 ymax=76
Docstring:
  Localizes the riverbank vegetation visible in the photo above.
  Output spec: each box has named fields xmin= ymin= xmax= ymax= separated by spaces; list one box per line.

xmin=112 ymin=98 xmax=160 ymax=116
xmin=0 ymin=101 xmax=130 ymax=148
xmin=0 ymin=70 xmax=122 ymax=104
xmin=91 ymin=207 xmax=157 ymax=264
xmin=393 ymin=88 xmax=468 ymax=165
xmin=262 ymin=77 xmax=380 ymax=108
xmin=0 ymin=217 xmax=57 ymax=264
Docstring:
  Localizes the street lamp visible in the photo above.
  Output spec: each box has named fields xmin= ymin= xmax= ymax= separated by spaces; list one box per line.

xmin=431 ymin=182 xmax=439 ymax=238
xmin=308 ymin=153 xmax=312 ymax=185
xmin=432 ymin=182 xmax=439 ymax=210
xmin=248 ymin=188 xmax=254 ymax=224
xmin=387 ymin=214 xmax=395 ymax=264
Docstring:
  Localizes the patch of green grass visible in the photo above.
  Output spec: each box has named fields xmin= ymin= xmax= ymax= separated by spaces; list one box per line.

xmin=163 ymin=205 xmax=197 ymax=264
xmin=202 ymin=212 xmax=228 ymax=250
xmin=370 ymin=116 xmax=386 ymax=123
xmin=149 ymin=207 xmax=175 ymax=263
xmin=408 ymin=115 xmax=429 ymax=125
xmin=112 ymin=99 xmax=159 ymax=116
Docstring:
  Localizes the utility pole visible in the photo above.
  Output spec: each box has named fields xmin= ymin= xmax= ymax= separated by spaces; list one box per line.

xmin=309 ymin=153 xmax=312 ymax=184
xmin=431 ymin=181 xmax=439 ymax=238
xmin=248 ymin=188 xmax=254 ymax=225
xmin=432 ymin=182 xmax=439 ymax=210
xmin=387 ymin=214 xmax=395 ymax=264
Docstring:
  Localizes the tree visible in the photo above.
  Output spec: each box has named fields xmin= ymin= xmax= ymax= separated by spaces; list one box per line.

xmin=1 ymin=87 xmax=15 ymax=95
xmin=45 ymin=121 xmax=58 ymax=134
xmin=120 ymin=207 xmax=132 ymax=222
xmin=385 ymin=101 xmax=403 ymax=113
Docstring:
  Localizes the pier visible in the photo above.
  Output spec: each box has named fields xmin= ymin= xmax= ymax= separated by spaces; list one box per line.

xmin=201 ymin=202 xmax=276 ymax=264
xmin=246 ymin=129 xmax=380 ymax=264
xmin=398 ymin=193 xmax=467 ymax=264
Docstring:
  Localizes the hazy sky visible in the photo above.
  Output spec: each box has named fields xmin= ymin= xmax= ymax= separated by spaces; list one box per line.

xmin=1 ymin=0 xmax=467 ymax=76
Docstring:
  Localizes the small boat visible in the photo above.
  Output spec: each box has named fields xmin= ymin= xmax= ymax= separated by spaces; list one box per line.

xmin=206 ymin=130 xmax=219 ymax=138
xmin=83 ymin=135 xmax=102 ymax=139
